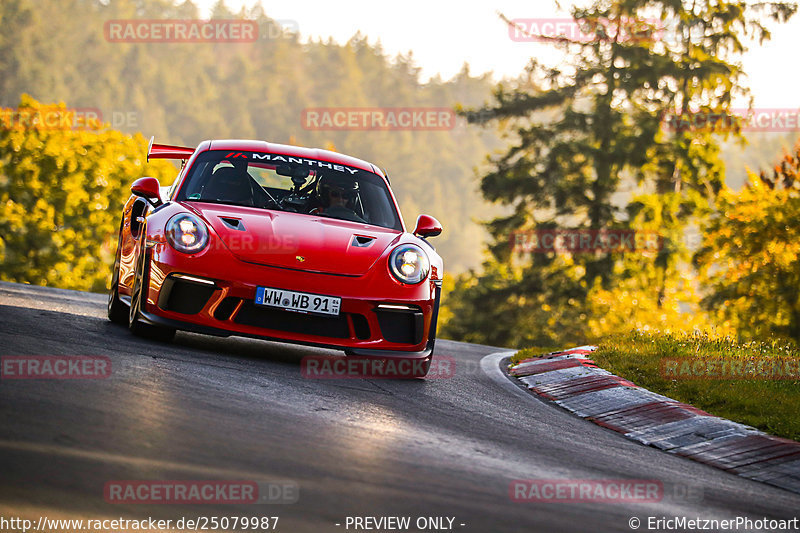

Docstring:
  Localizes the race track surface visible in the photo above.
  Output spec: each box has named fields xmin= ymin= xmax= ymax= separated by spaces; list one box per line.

xmin=1 ymin=281 xmax=798 ymax=532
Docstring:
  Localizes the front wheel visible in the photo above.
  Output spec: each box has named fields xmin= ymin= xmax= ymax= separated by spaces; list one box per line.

xmin=128 ymin=243 xmax=175 ymax=342
xmin=107 ymin=239 xmax=128 ymax=325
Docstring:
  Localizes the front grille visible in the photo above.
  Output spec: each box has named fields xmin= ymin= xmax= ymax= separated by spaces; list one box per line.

xmin=234 ymin=302 xmax=350 ymax=339
xmin=158 ymin=277 xmax=216 ymax=315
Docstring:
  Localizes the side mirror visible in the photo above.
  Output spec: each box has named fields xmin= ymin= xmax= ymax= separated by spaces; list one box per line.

xmin=131 ymin=177 xmax=162 ymax=206
xmin=413 ymin=215 xmax=442 ymax=238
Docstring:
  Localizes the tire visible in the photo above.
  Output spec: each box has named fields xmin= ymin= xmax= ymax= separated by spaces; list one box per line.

xmin=128 ymin=240 xmax=176 ymax=342
xmin=107 ymin=237 xmax=128 ymax=325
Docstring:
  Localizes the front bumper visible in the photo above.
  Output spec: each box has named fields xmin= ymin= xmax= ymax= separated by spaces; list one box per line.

xmin=139 ymin=243 xmax=440 ymax=358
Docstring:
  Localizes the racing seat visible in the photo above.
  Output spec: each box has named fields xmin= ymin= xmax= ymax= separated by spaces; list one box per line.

xmin=202 ymin=167 xmax=254 ymax=206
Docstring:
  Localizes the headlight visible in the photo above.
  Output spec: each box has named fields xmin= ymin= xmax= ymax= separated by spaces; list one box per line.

xmin=389 ymin=244 xmax=429 ymax=284
xmin=166 ymin=213 xmax=208 ymax=253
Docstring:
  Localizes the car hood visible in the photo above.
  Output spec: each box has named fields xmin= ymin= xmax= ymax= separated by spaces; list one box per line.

xmin=185 ymin=202 xmax=402 ymax=276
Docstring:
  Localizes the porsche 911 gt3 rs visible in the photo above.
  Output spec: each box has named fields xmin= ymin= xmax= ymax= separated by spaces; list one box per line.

xmin=108 ymin=139 xmax=443 ymax=377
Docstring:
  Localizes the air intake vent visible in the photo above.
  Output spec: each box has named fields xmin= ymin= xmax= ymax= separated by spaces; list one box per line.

xmin=351 ymin=235 xmax=375 ymax=248
xmin=214 ymin=297 xmax=242 ymax=321
xmin=158 ymin=276 xmax=216 ymax=315
xmin=375 ymin=306 xmax=424 ymax=345
xmin=351 ymin=314 xmax=371 ymax=340
xmin=220 ymin=217 xmax=245 ymax=231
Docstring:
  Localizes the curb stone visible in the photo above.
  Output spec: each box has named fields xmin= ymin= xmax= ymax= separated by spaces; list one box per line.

xmin=507 ymin=345 xmax=800 ymax=495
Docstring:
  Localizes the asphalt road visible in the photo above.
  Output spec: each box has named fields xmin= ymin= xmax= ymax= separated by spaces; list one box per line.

xmin=1 ymin=281 xmax=798 ymax=532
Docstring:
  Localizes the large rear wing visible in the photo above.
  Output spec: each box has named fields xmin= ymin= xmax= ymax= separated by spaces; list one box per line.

xmin=147 ymin=136 xmax=195 ymax=162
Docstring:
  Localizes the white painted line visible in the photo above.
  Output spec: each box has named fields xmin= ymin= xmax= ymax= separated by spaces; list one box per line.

xmin=479 ymin=351 xmax=546 ymax=403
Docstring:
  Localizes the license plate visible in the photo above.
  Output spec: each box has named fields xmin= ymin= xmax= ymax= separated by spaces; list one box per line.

xmin=255 ymin=286 xmax=341 ymax=316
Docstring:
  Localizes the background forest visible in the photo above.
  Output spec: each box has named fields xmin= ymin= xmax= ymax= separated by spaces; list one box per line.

xmin=2 ymin=0 xmax=800 ymax=347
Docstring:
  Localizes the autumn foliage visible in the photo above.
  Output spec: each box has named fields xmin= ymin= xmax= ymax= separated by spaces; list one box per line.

xmin=0 ymin=95 xmax=177 ymax=292
xmin=695 ymin=145 xmax=800 ymax=340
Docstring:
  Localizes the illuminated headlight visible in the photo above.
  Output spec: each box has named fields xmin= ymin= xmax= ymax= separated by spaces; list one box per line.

xmin=166 ymin=213 xmax=208 ymax=253
xmin=389 ymin=244 xmax=429 ymax=284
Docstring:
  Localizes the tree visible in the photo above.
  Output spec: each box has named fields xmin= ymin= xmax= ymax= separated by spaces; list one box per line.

xmin=443 ymin=0 xmax=795 ymax=346
xmin=0 ymin=95 xmax=176 ymax=292
xmin=695 ymin=143 xmax=800 ymax=340
xmin=631 ymin=0 xmax=794 ymax=308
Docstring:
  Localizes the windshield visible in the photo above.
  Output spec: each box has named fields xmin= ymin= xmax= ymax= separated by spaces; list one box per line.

xmin=176 ymin=150 xmax=402 ymax=230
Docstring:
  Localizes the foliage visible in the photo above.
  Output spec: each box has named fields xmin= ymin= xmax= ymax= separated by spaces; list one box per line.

xmin=442 ymin=0 xmax=795 ymax=347
xmin=695 ymin=144 xmax=800 ymax=340
xmin=443 ymin=257 xmax=592 ymax=347
xmin=0 ymin=95 xmax=177 ymax=292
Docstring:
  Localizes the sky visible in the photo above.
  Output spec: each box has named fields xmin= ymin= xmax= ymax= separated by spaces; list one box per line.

xmin=194 ymin=0 xmax=800 ymax=109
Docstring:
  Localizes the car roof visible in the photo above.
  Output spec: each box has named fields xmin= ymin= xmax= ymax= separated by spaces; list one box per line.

xmin=203 ymin=140 xmax=385 ymax=179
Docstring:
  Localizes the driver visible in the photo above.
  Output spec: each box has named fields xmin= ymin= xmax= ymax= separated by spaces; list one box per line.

xmin=314 ymin=175 xmax=365 ymax=223
xmin=327 ymin=185 xmax=348 ymax=209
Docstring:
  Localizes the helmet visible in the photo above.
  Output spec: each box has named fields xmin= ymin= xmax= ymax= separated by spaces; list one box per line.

xmin=317 ymin=174 xmax=358 ymax=207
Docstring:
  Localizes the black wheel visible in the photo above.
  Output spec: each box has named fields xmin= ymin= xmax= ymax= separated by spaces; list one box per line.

xmin=128 ymin=240 xmax=175 ymax=342
xmin=107 ymin=237 xmax=128 ymax=325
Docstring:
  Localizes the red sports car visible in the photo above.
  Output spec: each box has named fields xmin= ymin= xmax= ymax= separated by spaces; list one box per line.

xmin=108 ymin=139 xmax=443 ymax=377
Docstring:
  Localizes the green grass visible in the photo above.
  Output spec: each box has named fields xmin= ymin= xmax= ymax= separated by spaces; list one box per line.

xmin=513 ymin=331 xmax=800 ymax=441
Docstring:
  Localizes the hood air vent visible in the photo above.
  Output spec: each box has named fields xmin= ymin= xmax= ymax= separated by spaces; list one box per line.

xmin=220 ymin=217 xmax=246 ymax=231
xmin=351 ymin=235 xmax=376 ymax=248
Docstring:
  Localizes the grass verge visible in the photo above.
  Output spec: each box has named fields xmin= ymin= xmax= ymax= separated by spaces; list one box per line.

xmin=512 ymin=331 xmax=800 ymax=441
